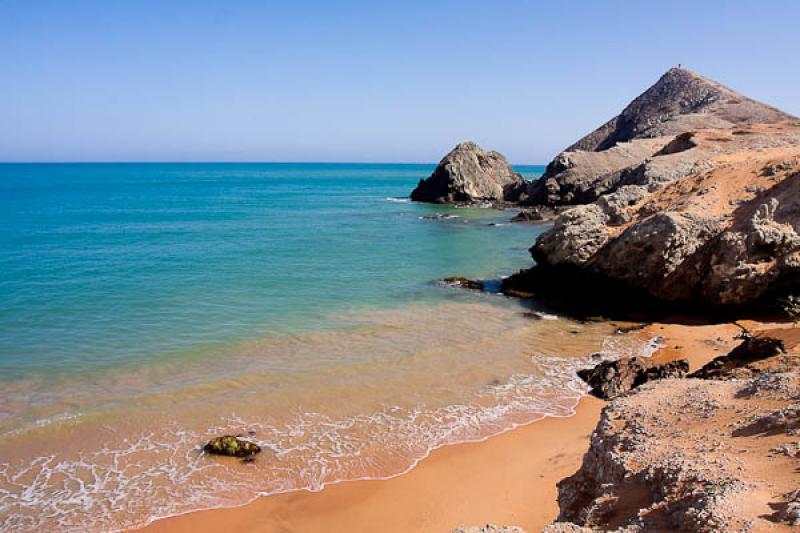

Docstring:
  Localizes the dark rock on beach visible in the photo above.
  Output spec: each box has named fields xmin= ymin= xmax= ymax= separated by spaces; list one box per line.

xmin=411 ymin=142 xmax=525 ymax=204
xmin=203 ymin=435 xmax=261 ymax=457
xmin=691 ymin=333 xmax=794 ymax=380
xmin=577 ymin=356 xmax=689 ymax=399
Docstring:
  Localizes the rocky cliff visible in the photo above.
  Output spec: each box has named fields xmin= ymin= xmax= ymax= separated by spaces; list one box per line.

xmin=519 ymin=69 xmax=800 ymax=307
xmin=411 ymin=142 xmax=525 ymax=204
xmin=544 ymin=330 xmax=800 ymax=532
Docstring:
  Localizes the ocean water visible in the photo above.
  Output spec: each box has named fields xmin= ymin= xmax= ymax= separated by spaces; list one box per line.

xmin=0 ymin=163 xmax=657 ymax=532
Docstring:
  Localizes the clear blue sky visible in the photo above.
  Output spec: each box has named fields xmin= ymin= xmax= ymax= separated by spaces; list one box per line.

xmin=1 ymin=0 xmax=798 ymax=164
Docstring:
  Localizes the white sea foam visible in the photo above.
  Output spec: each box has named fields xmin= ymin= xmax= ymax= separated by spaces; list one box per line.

xmin=0 ymin=332 xmax=660 ymax=533
xmin=599 ymin=333 xmax=664 ymax=361
xmin=0 ymin=355 xmax=597 ymax=532
xmin=384 ymin=197 xmax=410 ymax=203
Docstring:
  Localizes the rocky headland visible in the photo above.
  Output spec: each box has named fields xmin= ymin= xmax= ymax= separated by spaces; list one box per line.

xmin=502 ymin=68 xmax=800 ymax=313
xmin=440 ymin=68 xmax=800 ymax=532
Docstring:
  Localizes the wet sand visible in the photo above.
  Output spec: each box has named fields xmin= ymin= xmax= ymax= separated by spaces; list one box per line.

xmin=141 ymin=320 xmax=752 ymax=533
xmin=142 ymin=397 xmax=603 ymax=533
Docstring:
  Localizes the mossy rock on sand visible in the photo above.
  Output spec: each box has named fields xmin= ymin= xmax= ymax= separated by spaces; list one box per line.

xmin=203 ymin=435 xmax=261 ymax=457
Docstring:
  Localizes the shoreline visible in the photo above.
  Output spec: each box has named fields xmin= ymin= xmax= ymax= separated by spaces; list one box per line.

xmin=139 ymin=320 xmax=739 ymax=533
xmin=140 ymin=396 xmax=605 ymax=533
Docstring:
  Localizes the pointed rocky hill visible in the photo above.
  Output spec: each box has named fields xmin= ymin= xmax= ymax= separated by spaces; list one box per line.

xmin=525 ymin=67 xmax=797 ymax=206
xmin=506 ymin=69 xmax=800 ymax=308
xmin=569 ymin=67 xmax=793 ymax=152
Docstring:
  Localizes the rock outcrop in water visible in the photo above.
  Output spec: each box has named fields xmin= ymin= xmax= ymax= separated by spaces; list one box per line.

xmin=411 ymin=142 xmax=525 ymax=204
xmin=441 ymin=276 xmax=484 ymax=290
xmin=516 ymin=68 xmax=800 ymax=308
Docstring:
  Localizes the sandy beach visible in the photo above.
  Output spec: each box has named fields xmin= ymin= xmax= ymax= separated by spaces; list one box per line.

xmin=142 ymin=397 xmax=604 ymax=533
xmin=141 ymin=320 xmax=746 ymax=533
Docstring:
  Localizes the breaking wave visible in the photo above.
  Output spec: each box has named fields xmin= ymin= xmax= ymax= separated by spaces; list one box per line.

xmin=0 ymin=333 xmax=661 ymax=532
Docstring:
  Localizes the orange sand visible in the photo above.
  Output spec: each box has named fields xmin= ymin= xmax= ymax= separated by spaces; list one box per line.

xmin=139 ymin=321 xmax=750 ymax=533
xmin=141 ymin=397 xmax=602 ymax=533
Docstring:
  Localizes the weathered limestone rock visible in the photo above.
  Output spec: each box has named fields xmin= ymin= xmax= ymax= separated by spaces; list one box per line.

xmin=551 ymin=372 xmax=800 ymax=531
xmin=519 ymin=68 xmax=800 ymax=308
xmin=411 ymin=142 xmax=525 ymax=204
xmin=532 ymin=205 xmax=610 ymax=266
xmin=593 ymin=211 xmax=724 ymax=301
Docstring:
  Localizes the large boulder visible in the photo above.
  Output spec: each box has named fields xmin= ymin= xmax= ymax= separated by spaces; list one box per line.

xmin=591 ymin=211 xmax=724 ymax=301
xmin=532 ymin=204 xmax=610 ymax=266
xmin=577 ymin=356 xmax=688 ymax=399
xmin=410 ymin=142 xmax=525 ymax=204
xmin=203 ymin=435 xmax=261 ymax=457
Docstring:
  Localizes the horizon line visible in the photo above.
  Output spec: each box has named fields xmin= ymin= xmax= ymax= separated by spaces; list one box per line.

xmin=0 ymin=160 xmax=547 ymax=166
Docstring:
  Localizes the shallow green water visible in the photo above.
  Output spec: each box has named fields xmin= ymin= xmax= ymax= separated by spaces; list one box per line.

xmin=0 ymin=163 xmax=544 ymax=378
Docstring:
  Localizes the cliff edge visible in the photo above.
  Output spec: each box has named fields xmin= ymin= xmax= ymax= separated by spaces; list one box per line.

xmin=516 ymin=69 xmax=800 ymax=307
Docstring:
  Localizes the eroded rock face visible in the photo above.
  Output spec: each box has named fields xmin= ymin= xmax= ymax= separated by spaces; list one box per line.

xmin=577 ymin=356 xmax=688 ymax=399
xmin=203 ymin=435 xmax=261 ymax=457
xmin=530 ymin=137 xmax=669 ymax=205
xmin=704 ymin=189 xmax=800 ymax=305
xmin=551 ymin=373 xmax=800 ymax=532
xmin=520 ymin=68 xmax=800 ymax=307
xmin=411 ymin=142 xmax=525 ymax=204
xmin=593 ymin=212 xmax=724 ymax=301
xmin=525 ymin=126 xmax=800 ymax=306
xmin=532 ymin=205 xmax=610 ymax=266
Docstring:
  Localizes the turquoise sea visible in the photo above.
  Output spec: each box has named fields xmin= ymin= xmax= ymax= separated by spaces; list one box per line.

xmin=0 ymin=163 xmax=544 ymax=377
xmin=0 ymin=163 xmax=655 ymax=532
